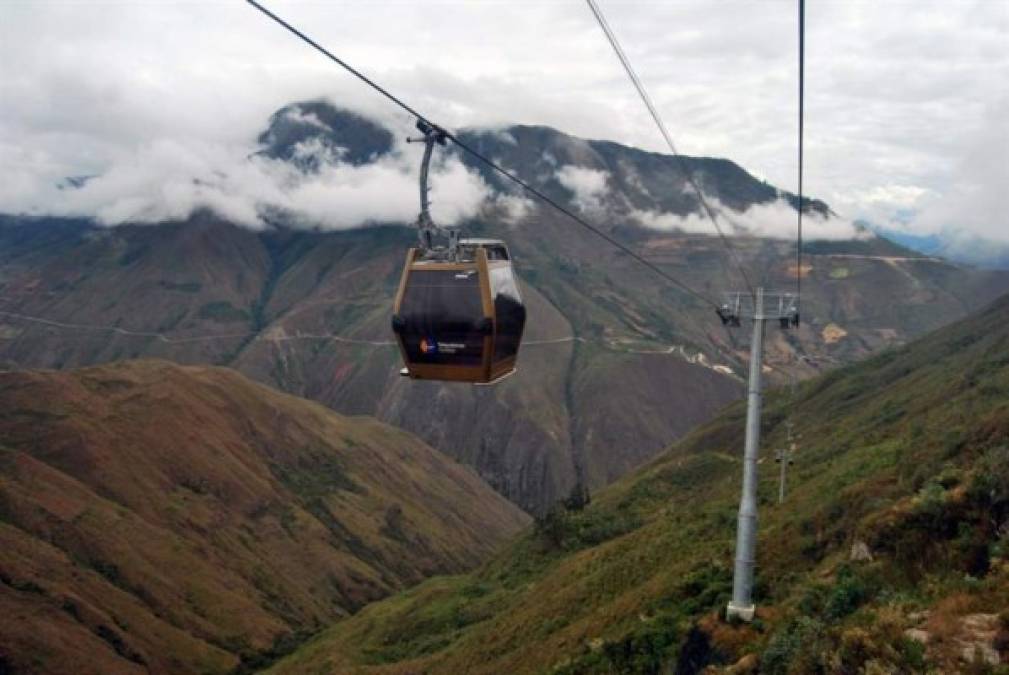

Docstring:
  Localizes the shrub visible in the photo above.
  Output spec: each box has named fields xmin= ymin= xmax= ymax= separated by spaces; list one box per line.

xmin=551 ymin=615 xmax=680 ymax=675
xmin=563 ymin=482 xmax=591 ymax=512
xmin=834 ymin=612 xmax=926 ymax=674
xmin=534 ymin=503 xmax=642 ymax=553
xmin=534 ymin=506 xmax=571 ymax=551
xmin=797 ymin=583 xmax=829 ymax=616
xmin=574 ymin=509 xmax=642 ymax=547
xmin=967 ymin=446 xmax=1009 ymax=512
xmin=824 ymin=566 xmax=872 ymax=620
xmin=671 ymin=562 xmax=731 ymax=615
xmin=761 ymin=616 xmax=829 ymax=675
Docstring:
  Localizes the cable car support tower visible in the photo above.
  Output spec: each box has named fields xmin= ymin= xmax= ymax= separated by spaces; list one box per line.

xmin=721 ymin=289 xmax=798 ymax=622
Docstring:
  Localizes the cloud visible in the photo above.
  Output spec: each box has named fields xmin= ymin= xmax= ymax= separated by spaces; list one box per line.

xmin=852 ymin=184 xmax=933 ymax=212
xmin=281 ymin=107 xmax=330 ymax=133
xmin=838 ymin=97 xmax=1009 ymax=253
xmin=0 ymin=1 xmax=1005 ymax=243
xmin=632 ymin=198 xmax=863 ymax=241
xmin=263 ymin=144 xmax=490 ymax=230
xmin=913 ymin=97 xmax=1009 ymax=243
xmin=494 ymin=193 xmax=536 ymax=225
xmin=555 ymin=165 xmax=609 ymax=211
xmin=0 ymin=116 xmax=491 ymax=230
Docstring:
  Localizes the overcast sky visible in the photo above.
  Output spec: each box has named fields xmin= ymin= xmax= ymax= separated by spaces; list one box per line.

xmin=1 ymin=1 xmax=1006 ymax=242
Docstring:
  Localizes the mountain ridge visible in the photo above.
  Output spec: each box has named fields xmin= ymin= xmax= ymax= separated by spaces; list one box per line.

xmin=1 ymin=100 xmax=1007 ymax=514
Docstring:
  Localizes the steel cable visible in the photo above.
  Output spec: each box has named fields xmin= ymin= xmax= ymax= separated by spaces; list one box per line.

xmin=246 ymin=0 xmax=721 ymax=310
xmin=585 ymin=0 xmax=756 ymax=299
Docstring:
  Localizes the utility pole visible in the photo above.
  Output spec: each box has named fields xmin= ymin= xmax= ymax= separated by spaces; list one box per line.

xmin=775 ymin=420 xmax=797 ymax=503
xmin=776 ymin=447 xmax=789 ymax=503
xmin=720 ymin=288 xmax=797 ymax=622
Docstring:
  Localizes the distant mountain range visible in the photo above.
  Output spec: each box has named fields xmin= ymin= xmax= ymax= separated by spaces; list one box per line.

xmin=1 ymin=99 xmax=1007 ymax=514
xmin=869 ymin=222 xmax=1009 ymax=270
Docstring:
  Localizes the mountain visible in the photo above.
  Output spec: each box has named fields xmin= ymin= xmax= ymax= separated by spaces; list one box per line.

xmin=871 ymin=223 xmax=1009 ymax=271
xmin=867 ymin=224 xmax=945 ymax=257
xmin=267 ymin=291 xmax=1009 ymax=674
xmin=454 ymin=123 xmax=828 ymax=219
xmin=1 ymin=100 xmax=1008 ymax=514
xmin=0 ymin=360 xmax=528 ymax=674
xmin=257 ymin=101 xmax=394 ymax=170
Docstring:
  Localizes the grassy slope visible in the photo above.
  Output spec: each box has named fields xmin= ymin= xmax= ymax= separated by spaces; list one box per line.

xmin=0 ymin=360 xmax=529 ymax=674
xmin=270 ymin=294 xmax=1009 ymax=674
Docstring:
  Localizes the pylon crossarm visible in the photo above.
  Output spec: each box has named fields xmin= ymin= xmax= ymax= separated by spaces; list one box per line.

xmin=722 ymin=290 xmax=798 ymax=324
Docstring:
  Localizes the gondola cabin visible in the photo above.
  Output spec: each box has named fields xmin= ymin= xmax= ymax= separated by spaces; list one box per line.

xmin=392 ymin=239 xmax=526 ymax=384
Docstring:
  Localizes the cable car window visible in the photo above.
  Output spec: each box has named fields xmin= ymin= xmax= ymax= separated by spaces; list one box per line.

xmin=490 ymin=266 xmax=525 ymax=362
xmin=485 ymin=245 xmax=509 ymax=261
xmin=398 ymin=268 xmax=486 ymax=366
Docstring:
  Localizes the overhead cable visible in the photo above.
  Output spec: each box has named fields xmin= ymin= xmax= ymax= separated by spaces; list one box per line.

xmin=246 ymin=0 xmax=720 ymax=310
xmin=0 ymin=307 xmax=672 ymax=351
xmin=584 ymin=0 xmax=755 ymax=299
xmin=795 ymin=0 xmax=806 ymax=322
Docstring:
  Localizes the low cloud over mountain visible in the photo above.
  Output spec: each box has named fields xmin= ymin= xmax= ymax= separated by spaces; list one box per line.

xmin=4 ymin=102 xmax=491 ymax=231
xmin=2 ymin=3 xmax=1004 ymax=251
xmin=1 ymin=98 xmax=862 ymax=242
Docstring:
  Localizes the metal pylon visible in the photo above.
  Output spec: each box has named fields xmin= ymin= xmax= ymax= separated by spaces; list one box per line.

xmin=776 ymin=420 xmax=797 ymax=504
xmin=720 ymin=288 xmax=798 ymax=622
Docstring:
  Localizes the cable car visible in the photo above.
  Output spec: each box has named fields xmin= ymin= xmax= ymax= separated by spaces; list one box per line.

xmin=390 ymin=120 xmax=526 ymax=384
xmin=392 ymin=239 xmax=525 ymax=384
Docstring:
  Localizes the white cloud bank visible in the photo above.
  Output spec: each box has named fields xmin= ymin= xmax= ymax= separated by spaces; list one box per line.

xmin=494 ymin=193 xmax=536 ymax=225
xmin=555 ymin=165 xmax=609 ymax=212
xmin=632 ymin=198 xmax=864 ymax=241
xmin=0 ymin=1 xmax=1004 ymax=244
xmin=0 ymin=119 xmax=490 ymax=231
xmin=909 ymin=98 xmax=1009 ymax=244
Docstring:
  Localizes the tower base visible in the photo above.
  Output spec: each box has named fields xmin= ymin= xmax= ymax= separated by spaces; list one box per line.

xmin=726 ymin=601 xmax=755 ymax=622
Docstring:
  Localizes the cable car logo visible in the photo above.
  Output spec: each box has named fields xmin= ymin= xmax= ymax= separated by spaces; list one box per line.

xmin=420 ymin=337 xmax=438 ymax=354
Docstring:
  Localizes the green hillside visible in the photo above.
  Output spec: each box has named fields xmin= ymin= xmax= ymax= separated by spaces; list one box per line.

xmin=269 ymin=293 xmax=1009 ymax=674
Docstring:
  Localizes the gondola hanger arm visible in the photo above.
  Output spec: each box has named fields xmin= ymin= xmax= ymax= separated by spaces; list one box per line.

xmin=406 ymin=120 xmax=458 ymax=258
